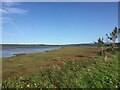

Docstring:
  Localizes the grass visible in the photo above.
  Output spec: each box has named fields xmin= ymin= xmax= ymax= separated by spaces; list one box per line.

xmin=1 ymin=46 xmax=120 ymax=88
xmin=2 ymin=46 xmax=98 ymax=80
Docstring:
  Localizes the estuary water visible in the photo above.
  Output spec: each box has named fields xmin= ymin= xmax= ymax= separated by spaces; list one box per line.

xmin=0 ymin=46 xmax=59 ymax=58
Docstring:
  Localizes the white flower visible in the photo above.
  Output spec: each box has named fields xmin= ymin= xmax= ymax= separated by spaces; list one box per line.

xmin=27 ymin=84 xmax=30 ymax=88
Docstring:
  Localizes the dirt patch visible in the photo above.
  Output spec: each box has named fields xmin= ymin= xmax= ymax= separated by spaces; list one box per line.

xmin=75 ymin=55 xmax=97 ymax=59
xmin=14 ymin=53 xmax=26 ymax=56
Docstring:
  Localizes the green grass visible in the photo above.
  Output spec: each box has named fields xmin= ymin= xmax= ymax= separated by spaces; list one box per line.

xmin=2 ymin=49 xmax=119 ymax=88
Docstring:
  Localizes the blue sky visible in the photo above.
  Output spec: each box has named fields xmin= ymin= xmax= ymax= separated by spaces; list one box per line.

xmin=2 ymin=2 xmax=118 ymax=45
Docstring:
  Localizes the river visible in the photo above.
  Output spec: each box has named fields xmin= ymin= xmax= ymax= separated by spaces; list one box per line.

xmin=0 ymin=46 xmax=59 ymax=58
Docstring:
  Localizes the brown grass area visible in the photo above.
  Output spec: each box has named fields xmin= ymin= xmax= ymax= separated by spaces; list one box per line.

xmin=2 ymin=46 xmax=100 ymax=81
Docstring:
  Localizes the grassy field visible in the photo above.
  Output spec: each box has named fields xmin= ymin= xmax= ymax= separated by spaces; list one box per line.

xmin=2 ymin=46 xmax=120 ymax=88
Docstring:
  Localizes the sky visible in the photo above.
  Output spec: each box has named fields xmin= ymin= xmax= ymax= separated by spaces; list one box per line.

xmin=1 ymin=2 xmax=118 ymax=45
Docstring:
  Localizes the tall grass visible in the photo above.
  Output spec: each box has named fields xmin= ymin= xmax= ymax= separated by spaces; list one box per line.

xmin=2 ymin=52 xmax=119 ymax=88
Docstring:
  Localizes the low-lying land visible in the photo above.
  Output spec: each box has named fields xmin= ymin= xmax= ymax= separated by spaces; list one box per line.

xmin=2 ymin=46 xmax=120 ymax=88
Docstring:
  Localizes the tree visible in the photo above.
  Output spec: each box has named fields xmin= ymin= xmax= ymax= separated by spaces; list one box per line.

xmin=106 ymin=27 xmax=120 ymax=52
xmin=97 ymin=37 xmax=104 ymax=55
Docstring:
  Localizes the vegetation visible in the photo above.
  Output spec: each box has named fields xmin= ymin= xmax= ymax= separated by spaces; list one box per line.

xmin=2 ymin=46 xmax=98 ymax=81
xmin=1 ymin=46 xmax=120 ymax=88
xmin=97 ymin=37 xmax=104 ymax=55
xmin=1 ymin=27 xmax=120 ymax=88
xmin=106 ymin=27 xmax=120 ymax=52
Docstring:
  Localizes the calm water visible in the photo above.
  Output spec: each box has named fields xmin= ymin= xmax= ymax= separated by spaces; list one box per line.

xmin=0 ymin=46 xmax=59 ymax=58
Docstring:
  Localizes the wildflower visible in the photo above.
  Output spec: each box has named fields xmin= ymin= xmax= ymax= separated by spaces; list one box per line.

xmin=109 ymin=80 xmax=112 ymax=84
xmin=27 ymin=84 xmax=30 ymax=88
xmin=34 ymin=83 xmax=37 ymax=86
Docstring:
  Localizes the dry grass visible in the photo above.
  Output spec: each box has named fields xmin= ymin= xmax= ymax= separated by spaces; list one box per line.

xmin=2 ymin=46 xmax=100 ymax=81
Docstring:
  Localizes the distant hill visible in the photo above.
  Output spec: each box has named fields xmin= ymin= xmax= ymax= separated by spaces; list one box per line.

xmin=1 ymin=42 xmax=120 ymax=47
xmin=64 ymin=43 xmax=96 ymax=46
xmin=1 ymin=44 xmax=60 ymax=46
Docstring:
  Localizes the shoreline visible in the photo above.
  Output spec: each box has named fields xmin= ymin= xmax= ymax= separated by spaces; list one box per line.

xmin=13 ymin=47 xmax=62 ymax=57
xmin=0 ymin=46 xmax=61 ymax=59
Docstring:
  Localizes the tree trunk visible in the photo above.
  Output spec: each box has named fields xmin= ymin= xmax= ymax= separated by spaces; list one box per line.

xmin=101 ymin=46 xmax=103 ymax=55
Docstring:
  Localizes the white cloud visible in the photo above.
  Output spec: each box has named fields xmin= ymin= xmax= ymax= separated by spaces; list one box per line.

xmin=0 ymin=2 xmax=28 ymax=23
xmin=2 ymin=2 xmax=16 ymax=7
xmin=1 ymin=0 xmax=21 ymax=2
xmin=3 ymin=7 xmax=27 ymax=14
xmin=1 ymin=0 xmax=13 ymax=2
xmin=1 ymin=2 xmax=28 ymax=15
xmin=1 ymin=1 xmax=27 ymax=39
xmin=0 ymin=8 xmax=7 ymax=14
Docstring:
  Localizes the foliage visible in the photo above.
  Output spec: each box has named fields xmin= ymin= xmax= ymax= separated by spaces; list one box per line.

xmin=97 ymin=38 xmax=104 ymax=47
xmin=106 ymin=27 xmax=120 ymax=52
xmin=97 ymin=38 xmax=104 ymax=55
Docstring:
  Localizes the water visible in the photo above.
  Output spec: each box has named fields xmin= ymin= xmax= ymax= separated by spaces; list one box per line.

xmin=0 ymin=46 xmax=59 ymax=58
